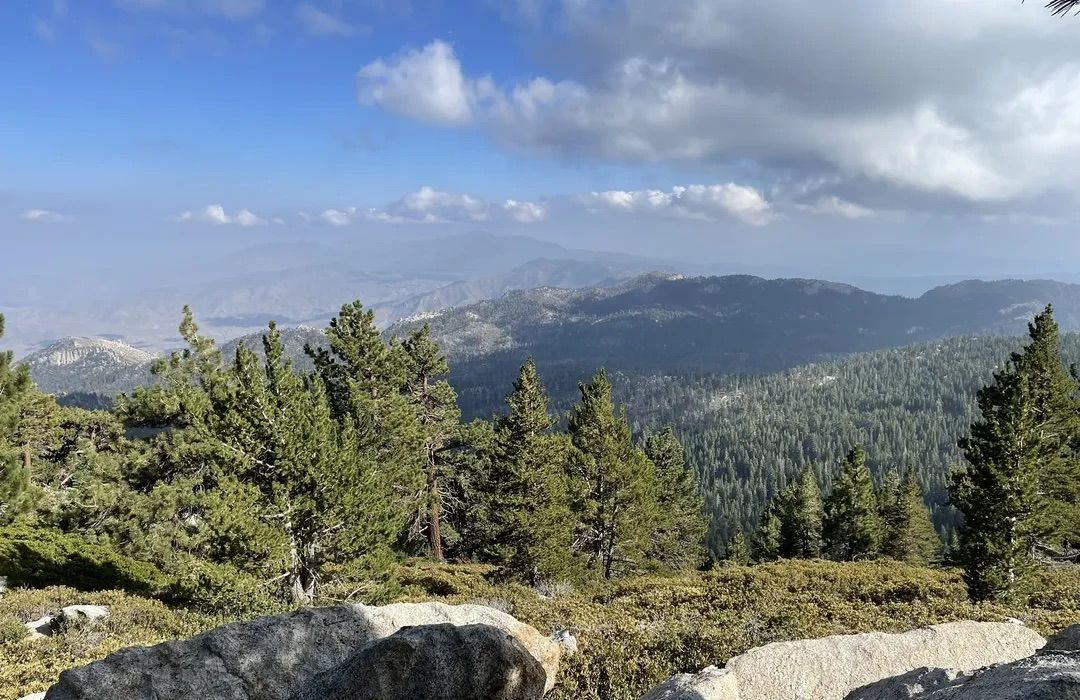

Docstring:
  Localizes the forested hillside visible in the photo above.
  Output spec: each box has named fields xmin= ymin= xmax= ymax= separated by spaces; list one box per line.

xmin=620 ymin=335 xmax=1080 ymax=552
xmin=448 ymin=334 xmax=1080 ymax=555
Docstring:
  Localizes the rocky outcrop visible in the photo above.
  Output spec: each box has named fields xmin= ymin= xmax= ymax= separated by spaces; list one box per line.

xmin=44 ymin=602 xmax=561 ymax=700
xmin=642 ymin=622 xmax=1045 ymax=700
xmin=23 ymin=605 xmax=110 ymax=641
xmin=1043 ymin=624 xmax=1080 ymax=652
xmin=59 ymin=605 xmax=109 ymax=623
xmin=848 ymin=651 xmax=1080 ymax=699
xmin=289 ymin=624 xmax=546 ymax=700
xmin=642 ymin=665 xmax=738 ymax=700
xmin=845 ymin=667 xmax=968 ymax=699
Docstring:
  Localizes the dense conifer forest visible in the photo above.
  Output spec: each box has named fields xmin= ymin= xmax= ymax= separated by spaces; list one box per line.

xmin=443 ymin=334 xmax=1079 ymax=554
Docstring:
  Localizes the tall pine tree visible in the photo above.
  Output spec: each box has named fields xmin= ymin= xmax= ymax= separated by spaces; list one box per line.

xmin=1013 ymin=306 xmax=1080 ymax=555
xmin=778 ymin=467 xmax=824 ymax=559
xmin=485 ymin=359 xmax=576 ymax=583
xmin=644 ymin=428 xmax=707 ymax=570
xmin=823 ymin=445 xmax=882 ymax=560
xmin=200 ymin=323 xmax=400 ymax=603
xmin=953 ymin=363 xmax=1043 ymax=601
xmin=401 ymin=326 xmax=462 ymax=561
xmin=568 ymin=370 xmax=658 ymax=579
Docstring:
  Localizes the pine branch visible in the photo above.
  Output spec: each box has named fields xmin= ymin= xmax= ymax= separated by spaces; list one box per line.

xmin=1042 ymin=0 xmax=1080 ymax=16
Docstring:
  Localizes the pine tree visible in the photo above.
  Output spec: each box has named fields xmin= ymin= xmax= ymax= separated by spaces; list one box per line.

xmin=308 ymin=301 xmax=422 ymax=474
xmin=879 ymin=469 xmax=941 ymax=565
xmin=401 ymin=326 xmax=463 ymax=561
xmin=567 ymin=370 xmax=658 ymax=579
xmin=0 ymin=314 xmax=38 ymax=524
xmin=953 ymin=363 xmax=1042 ymax=602
xmin=485 ymin=359 xmax=576 ymax=583
xmin=308 ymin=301 xmax=424 ymax=550
xmin=823 ymin=445 xmax=882 ymax=560
xmin=778 ymin=467 xmax=823 ymax=559
xmin=644 ymin=427 xmax=707 ymax=570
xmin=753 ymin=501 xmax=782 ymax=562
xmin=200 ymin=322 xmax=400 ymax=603
xmin=725 ymin=529 xmax=751 ymax=565
xmin=1012 ymin=306 xmax=1080 ymax=555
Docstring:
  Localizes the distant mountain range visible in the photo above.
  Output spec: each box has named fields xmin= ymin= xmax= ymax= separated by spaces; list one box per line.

xmin=387 ymin=274 xmax=1080 ymax=417
xmin=23 ymin=274 xmax=1080 ymax=408
xmin=3 ymin=232 xmax=669 ymax=357
xmin=26 ymin=327 xmax=327 ymax=405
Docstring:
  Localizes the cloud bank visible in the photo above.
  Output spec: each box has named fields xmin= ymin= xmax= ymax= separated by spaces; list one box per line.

xmin=356 ymin=3 xmax=1080 ymax=212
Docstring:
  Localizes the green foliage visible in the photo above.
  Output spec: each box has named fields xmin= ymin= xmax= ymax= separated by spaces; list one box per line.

xmin=10 ymin=559 xmax=1080 ymax=700
xmin=824 ymin=446 xmax=883 ymax=560
xmin=402 ymin=325 xmax=463 ymax=560
xmin=753 ymin=467 xmax=824 ymax=560
xmin=724 ymin=529 xmax=751 ymax=565
xmin=482 ymin=359 xmax=577 ymax=583
xmin=644 ymin=428 xmax=708 ymax=570
xmin=0 ymin=525 xmax=170 ymax=596
xmin=568 ymin=371 xmax=659 ymax=579
xmin=0 ymin=586 xmax=220 ymax=697
xmin=951 ymin=307 xmax=1080 ymax=602
xmin=752 ymin=503 xmax=782 ymax=562
xmin=0 ymin=314 xmax=40 ymax=525
xmin=0 ymin=614 xmax=28 ymax=644
xmin=1013 ymin=308 xmax=1080 ymax=553
xmin=954 ymin=364 xmax=1043 ymax=601
xmin=880 ymin=470 xmax=942 ymax=566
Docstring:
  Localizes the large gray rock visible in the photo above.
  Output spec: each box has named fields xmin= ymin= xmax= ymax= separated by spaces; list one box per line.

xmin=849 ymin=651 xmax=1080 ymax=699
xmin=642 ymin=621 xmax=1045 ymax=700
xmin=44 ymin=602 xmax=561 ymax=700
xmin=846 ymin=667 xmax=968 ymax=699
xmin=290 ymin=623 xmax=546 ymax=700
xmin=1044 ymin=624 xmax=1080 ymax=652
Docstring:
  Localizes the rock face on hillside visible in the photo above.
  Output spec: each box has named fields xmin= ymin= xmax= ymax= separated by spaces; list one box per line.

xmin=44 ymin=602 xmax=560 ymax=700
xmin=847 ymin=651 xmax=1080 ymax=699
xmin=642 ymin=621 xmax=1045 ymax=700
xmin=289 ymin=623 xmax=546 ymax=700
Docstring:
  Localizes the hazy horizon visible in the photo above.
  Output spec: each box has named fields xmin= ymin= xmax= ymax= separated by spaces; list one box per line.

xmin=7 ymin=0 xmax=1080 ymax=352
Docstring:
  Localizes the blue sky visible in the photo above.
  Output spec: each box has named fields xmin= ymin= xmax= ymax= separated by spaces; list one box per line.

xmin=5 ymin=0 xmax=1080 ymax=279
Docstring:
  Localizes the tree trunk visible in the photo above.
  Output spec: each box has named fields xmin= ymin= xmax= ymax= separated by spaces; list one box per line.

xmin=428 ymin=459 xmax=444 ymax=561
xmin=288 ymin=529 xmax=317 ymax=604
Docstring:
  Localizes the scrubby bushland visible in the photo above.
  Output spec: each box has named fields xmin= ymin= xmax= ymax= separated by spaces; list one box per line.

xmin=393 ymin=559 xmax=1080 ymax=700
xmin=0 ymin=587 xmax=221 ymax=698
xmin=6 ymin=559 xmax=1080 ymax=700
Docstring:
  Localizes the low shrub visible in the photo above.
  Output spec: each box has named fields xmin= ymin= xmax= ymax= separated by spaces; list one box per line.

xmin=0 ymin=526 xmax=278 ymax=618
xmin=0 ymin=526 xmax=169 ymax=597
xmin=0 ymin=587 xmax=220 ymax=698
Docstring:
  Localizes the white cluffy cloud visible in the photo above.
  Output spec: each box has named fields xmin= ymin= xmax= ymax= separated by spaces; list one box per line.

xmin=316 ymin=186 xmax=548 ymax=226
xmin=176 ymin=204 xmax=267 ymax=226
xmin=357 ymin=41 xmax=477 ymax=126
xmin=20 ymin=209 xmax=73 ymax=223
xmin=584 ymin=184 xmax=772 ymax=225
xmin=355 ymin=4 xmax=1080 ymax=210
